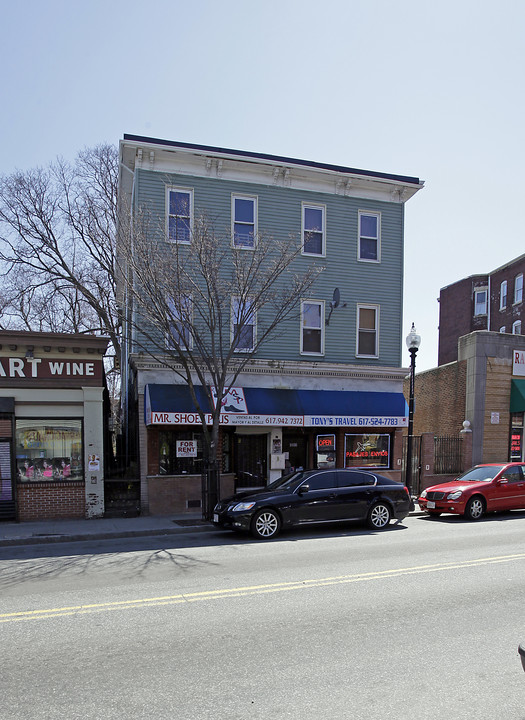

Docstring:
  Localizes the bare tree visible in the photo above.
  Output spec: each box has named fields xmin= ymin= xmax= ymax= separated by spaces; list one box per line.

xmin=0 ymin=144 xmax=120 ymax=362
xmin=121 ymin=211 xmax=323 ymax=517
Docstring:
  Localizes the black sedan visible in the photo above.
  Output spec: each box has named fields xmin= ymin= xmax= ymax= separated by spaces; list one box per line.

xmin=213 ymin=468 xmax=411 ymax=539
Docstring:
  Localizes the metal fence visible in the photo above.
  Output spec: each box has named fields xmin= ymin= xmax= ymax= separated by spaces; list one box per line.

xmin=434 ymin=435 xmax=463 ymax=475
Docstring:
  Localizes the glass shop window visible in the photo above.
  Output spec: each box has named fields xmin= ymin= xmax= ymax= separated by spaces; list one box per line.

xmin=16 ymin=419 xmax=83 ymax=482
xmin=159 ymin=430 xmax=204 ymax=475
xmin=344 ymin=433 xmax=391 ymax=469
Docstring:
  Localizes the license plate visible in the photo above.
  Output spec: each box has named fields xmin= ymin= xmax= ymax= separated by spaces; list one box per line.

xmin=213 ymin=513 xmax=219 ymax=523
xmin=427 ymin=501 xmax=436 ymax=509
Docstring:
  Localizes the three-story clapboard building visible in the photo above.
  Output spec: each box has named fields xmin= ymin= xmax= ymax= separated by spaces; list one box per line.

xmin=118 ymin=135 xmax=423 ymax=515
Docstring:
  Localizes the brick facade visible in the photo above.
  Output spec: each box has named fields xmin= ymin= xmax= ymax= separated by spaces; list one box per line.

xmin=438 ymin=254 xmax=525 ymax=366
xmin=404 ymin=361 xmax=468 ymax=436
xmin=17 ymin=481 xmax=85 ymax=521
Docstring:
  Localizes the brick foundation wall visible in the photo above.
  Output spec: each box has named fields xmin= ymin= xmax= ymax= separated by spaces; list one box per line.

xmin=147 ymin=473 xmax=235 ymax=515
xmin=17 ymin=481 xmax=86 ymax=521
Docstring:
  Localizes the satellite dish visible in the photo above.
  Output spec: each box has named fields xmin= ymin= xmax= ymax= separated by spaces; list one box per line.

xmin=332 ymin=288 xmax=340 ymax=308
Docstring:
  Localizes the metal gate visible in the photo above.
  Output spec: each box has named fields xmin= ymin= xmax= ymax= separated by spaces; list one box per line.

xmin=402 ymin=434 xmax=422 ymax=497
xmin=234 ymin=434 xmax=267 ymax=491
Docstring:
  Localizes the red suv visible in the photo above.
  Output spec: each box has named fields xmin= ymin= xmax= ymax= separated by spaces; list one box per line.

xmin=418 ymin=463 xmax=525 ymax=520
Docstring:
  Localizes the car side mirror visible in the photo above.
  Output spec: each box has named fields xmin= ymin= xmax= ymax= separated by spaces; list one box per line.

xmin=298 ymin=484 xmax=310 ymax=495
xmin=497 ymin=478 xmax=509 ymax=485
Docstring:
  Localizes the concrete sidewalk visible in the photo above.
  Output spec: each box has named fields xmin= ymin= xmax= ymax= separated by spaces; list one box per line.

xmin=0 ymin=513 xmax=214 ymax=547
xmin=0 ymin=504 xmax=424 ymax=548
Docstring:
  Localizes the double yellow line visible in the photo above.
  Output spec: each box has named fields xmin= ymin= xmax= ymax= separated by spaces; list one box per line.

xmin=2 ymin=552 xmax=525 ymax=623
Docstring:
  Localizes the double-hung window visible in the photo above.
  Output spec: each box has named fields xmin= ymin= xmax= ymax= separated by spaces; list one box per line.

xmin=358 ymin=211 xmax=380 ymax=262
xmin=232 ymin=297 xmax=255 ymax=351
xmin=167 ymin=295 xmax=193 ymax=349
xmin=302 ymin=203 xmax=325 ymax=256
xmin=357 ymin=305 xmax=379 ymax=357
xmin=500 ymin=280 xmax=507 ymax=310
xmin=474 ymin=289 xmax=488 ymax=316
xmin=232 ymin=195 xmax=257 ymax=248
xmin=167 ymin=187 xmax=193 ymax=244
xmin=515 ymin=274 xmax=523 ymax=304
xmin=301 ymin=301 xmax=324 ymax=355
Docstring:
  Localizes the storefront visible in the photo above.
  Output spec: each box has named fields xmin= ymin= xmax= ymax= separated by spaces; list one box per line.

xmin=140 ymin=382 xmax=408 ymax=514
xmin=0 ymin=331 xmax=109 ymax=522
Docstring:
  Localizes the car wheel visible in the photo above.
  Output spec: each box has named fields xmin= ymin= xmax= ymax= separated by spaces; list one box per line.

xmin=251 ymin=509 xmax=281 ymax=539
xmin=367 ymin=502 xmax=392 ymax=530
xmin=464 ymin=495 xmax=485 ymax=521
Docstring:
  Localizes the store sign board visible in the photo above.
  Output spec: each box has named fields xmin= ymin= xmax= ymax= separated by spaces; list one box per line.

xmin=0 ymin=357 xmax=102 ymax=380
xmin=148 ymin=412 xmax=408 ymax=427
xmin=514 ymin=350 xmax=525 ymax=376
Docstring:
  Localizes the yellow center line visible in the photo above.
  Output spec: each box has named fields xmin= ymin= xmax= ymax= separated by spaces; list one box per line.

xmin=2 ymin=552 xmax=525 ymax=623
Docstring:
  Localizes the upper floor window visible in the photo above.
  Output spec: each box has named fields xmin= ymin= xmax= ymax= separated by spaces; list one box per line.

xmin=232 ymin=297 xmax=255 ymax=351
xmin=301 ymin=301 xmax=324 ymax=355
xmin=474 ymin=289 xmax=488 ymax=316
xmin=515 ymin=274 xmax=523 ymax=304
xmin=500 ymin=326 xmax=506 ymax=333
xmin=513 ymin=320 xmax=522 ymax=335
xmin=358 ymin=212 xmax=380 ymax=262
xmin=302 ymin=204 xmax=325 ymax=256
xmin=232 ymin=195 xmax=257 ymax=249
xmin=167 ymin=295 xmax=193 ymax=349
xmin=357 ymin=305 xmax=379 ymax=357
xmin=500 ymin=280 xmax=508 ymax=310
xmin=167 ymin=187 xmax=192 ymax=244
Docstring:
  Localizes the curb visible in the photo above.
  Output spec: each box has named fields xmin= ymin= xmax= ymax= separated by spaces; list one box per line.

xmin=0 ymin=523 xmax=217 ymax=548
xmin=0 ymin=510 xmax=426 ymax=548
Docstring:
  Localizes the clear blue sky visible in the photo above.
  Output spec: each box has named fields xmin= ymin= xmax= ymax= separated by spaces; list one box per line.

xmin=2 ymin=0 xmax=524 ymax=371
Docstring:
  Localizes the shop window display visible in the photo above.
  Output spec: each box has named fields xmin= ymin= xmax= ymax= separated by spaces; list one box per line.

xmin=345 ymin=433 xmax=390 ymax=469
xmin=16 ymin=419 xmax=83 ymax=482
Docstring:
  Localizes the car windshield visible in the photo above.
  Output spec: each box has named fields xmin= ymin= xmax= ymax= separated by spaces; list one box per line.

xmin=455 ymin=465 xmax=506 ymax=483
xmin=265 ymin=471 xmax=306 ymax=492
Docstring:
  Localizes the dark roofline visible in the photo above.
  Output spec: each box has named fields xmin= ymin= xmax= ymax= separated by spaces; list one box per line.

xmin=123 ymin=134 xmax=421 ymax=186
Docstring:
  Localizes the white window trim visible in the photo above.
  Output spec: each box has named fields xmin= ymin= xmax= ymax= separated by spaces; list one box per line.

xmin=513 ymin=320 xmax=522 ymax=335
xmin=231 ymin=296 xmax=256 ymax=352
xmin=301 ymin=202 xmax=326 ymax=257
xmin=474 ymin=288 xmax=488 ymax=316
xmin=500 ymin=280 xmax=507 ymax=310
xmin=231 ymin=194 xmax=258 ymax=250
xmin=166 ymin=186 xmax=194 ymax=244
xmin=357 ymin=210 xmax=381 ymax=263
xmin=356 ymin=304 xmax=380 ymax=358
xmin=166 ymin=295 xmax=193 ymax=350
xmin=514 ymin=274 xmax=523 ymax=304
xmin=499 ymin=326 xmax=506 ymax=333
xmin=300 ymin=300 xmax=325 ymax=356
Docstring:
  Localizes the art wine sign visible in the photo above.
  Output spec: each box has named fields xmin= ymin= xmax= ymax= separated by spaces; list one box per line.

xmin=0 ymin=356 xmax=103 ymax=382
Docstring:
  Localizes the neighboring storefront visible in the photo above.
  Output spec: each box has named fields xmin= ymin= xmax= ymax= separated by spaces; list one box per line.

xmin=0 ymin=330 xmax=109 ymax=521
xmin=410 ymin=332 xmax=525 ymax=466
xmin=132 ymin=359 xmax=409 ymax=515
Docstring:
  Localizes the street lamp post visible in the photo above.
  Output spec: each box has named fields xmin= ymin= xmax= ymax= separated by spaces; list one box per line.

xmin=405 ymin=323 xmax=421 ymax=500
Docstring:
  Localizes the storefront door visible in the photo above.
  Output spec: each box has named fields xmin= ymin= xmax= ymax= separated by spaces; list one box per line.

xmin=0 ymin=437 xmax=16 ymax=520
xmin=234 ymin=434 xmax=267 ymax=490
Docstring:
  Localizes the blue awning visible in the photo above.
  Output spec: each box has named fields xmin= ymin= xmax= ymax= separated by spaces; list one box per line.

xmin=145 ymin=384 xmax=408 ymax=428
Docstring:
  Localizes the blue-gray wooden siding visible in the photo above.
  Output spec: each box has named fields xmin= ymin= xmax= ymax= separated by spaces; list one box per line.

xmin=131 ymin=168 xmax=405 ymax=367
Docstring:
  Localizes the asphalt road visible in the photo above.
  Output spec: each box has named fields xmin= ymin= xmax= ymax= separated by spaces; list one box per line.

xmin=2 ymin=513 xmax=525 ymax=719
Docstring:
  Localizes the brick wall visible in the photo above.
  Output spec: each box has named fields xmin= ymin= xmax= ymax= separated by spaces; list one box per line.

xmin=438 ymin=277 xmax=485 ymax=365
xmin=405 ymin=361 xmax=467 ymax=436
xmin=17 ymin=481 xmax=85 ymax=521
xmin=147 ymin=473 xmax=235 ymax=514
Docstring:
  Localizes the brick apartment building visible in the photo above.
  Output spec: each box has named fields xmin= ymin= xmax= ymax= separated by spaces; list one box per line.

xmin=438 ymin=254 xmax=525 ymax=365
